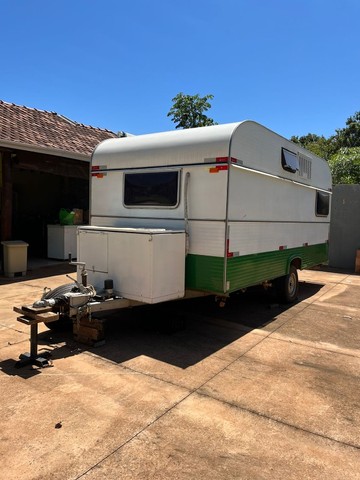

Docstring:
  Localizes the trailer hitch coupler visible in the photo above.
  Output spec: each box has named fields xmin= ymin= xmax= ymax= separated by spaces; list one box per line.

xmin=68 ymin=253 xmax=88 ymax=287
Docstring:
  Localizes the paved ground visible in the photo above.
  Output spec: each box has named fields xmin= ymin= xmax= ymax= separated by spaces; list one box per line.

xmin=0 ymin=263 xmax=360 ymax=479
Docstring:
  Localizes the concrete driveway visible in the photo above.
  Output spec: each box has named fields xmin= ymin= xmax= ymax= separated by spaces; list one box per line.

xmin=0 ymin=264 xmax=360 ymax=479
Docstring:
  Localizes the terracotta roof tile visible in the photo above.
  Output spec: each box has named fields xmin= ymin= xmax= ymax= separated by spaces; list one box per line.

xmin=0 ymin=100 xmax=119 ymax=157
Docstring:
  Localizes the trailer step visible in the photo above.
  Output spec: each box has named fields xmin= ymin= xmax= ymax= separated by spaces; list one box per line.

xmin=14 ymin=305 xmax=59 ymax=323
xmin=15 ymin=310 xmax=60 ymax=325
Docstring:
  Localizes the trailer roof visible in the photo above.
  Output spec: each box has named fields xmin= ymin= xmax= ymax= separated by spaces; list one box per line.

xmin=92 ymin=121 xmax=246 ymax=167
xmin=94 ymin=121 xmax=242 ymax=151
xmin=91 ymin=121 xmax=330 ymax=186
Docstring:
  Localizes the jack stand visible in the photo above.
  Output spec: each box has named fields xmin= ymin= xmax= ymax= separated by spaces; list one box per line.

xmin=16 ymin=324 xmax=52 ymax=368
xmin=13 ymin=305 xmax=60 ymax=368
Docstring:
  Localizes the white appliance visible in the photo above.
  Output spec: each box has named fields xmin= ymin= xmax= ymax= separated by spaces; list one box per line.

xmin=47 ymin=225 xmax=78 ymax=260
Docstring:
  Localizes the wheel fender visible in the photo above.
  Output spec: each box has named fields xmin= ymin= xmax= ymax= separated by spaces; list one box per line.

xmin=286 ymin=256 xmax=302 ymax=273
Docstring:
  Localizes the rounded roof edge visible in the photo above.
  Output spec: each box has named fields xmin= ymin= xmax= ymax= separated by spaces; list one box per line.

xmin=92 ymin=121 xmax=248 ymax=157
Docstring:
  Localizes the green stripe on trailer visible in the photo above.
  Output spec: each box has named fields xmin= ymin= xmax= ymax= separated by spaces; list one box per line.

xmin=185 ymin=243 xmax=328 ymax=295
xmin=185 ymin=255 xmax=225 ymax=293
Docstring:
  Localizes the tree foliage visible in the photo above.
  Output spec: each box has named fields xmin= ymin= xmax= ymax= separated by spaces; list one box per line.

xmin=334 ymin=111 xmax=360 ymax=148
xmin=291 ymin=111 xmax=360 ymax=184
xmin=290 ymin=133 xmax=336 ymax=160
xmin=328 ymin=147 xmax=360 ymax=184
xmin=167 ymin=93 xmax=217 ymax=129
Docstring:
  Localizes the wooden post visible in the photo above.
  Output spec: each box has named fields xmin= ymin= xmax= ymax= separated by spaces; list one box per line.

xmin=0 ymin=151 xmax=13 ymax=241
xmin=355 ymin=249 xmax=360 ymax=274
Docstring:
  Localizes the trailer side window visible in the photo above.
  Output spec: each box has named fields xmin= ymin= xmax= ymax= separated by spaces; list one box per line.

xmin=316 ymin=191 xmax=330 ymax=216
xmin=282 ymin=148 xmax=299 ymax=173
xmin=124 ymin=171 xmax=179 ymax=207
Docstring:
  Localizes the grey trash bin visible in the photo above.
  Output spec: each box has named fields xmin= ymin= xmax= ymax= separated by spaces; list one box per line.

xmin=1 ymin=240 xmax=29 ymax=277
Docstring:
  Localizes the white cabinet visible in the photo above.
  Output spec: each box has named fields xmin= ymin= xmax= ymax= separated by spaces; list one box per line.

xmin=77 ymin=226 xmax=186 ymax=303
xmin=47 ymin=225 xmax=78 ymax=260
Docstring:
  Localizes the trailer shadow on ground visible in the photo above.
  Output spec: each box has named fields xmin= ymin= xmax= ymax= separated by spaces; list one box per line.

xmin=0 ymin=279 xmax=323 ymax=378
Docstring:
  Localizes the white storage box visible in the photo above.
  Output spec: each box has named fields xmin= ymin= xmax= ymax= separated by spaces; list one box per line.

xmin=77 ymin=226 xmax=186 ymax=303
xmin=47 ymin=225 xmax=78 ymax=260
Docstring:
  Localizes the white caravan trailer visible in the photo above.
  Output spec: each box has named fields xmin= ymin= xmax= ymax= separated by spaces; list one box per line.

xmin=76 ymin=120 xmax=331 ymax=303
xmin=16 ymin=121 xmax=332 ymax=342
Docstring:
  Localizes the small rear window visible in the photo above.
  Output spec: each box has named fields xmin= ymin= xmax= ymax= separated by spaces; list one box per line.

xmin=124 ymin=171 xmax=179 ymax=207
xmin=282 ymin=148 xmax=299 ymax=173
xmin=316 ymin=191 xmax=330 ymax=216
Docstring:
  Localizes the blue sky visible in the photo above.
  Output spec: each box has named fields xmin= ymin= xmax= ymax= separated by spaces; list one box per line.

xmin=1 ymin=0 xmax=359 ymax=139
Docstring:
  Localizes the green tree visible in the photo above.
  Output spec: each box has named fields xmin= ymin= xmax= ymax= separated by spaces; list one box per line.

xmin=290 ymin=133 xmax=336 ymax=160
xmin=290 ymin=110 xmax=360 ymax=183
xmin=167 ymin=93 xmax=217 ymax=129
xmin=334 ymin=111 xmax=360 ymax=148
xmin=328 ymin=147 xmax=360 ymax=184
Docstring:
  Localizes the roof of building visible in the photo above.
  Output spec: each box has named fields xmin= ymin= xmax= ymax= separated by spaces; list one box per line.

xmin=0 ymin=100 xmax=120 ymax=160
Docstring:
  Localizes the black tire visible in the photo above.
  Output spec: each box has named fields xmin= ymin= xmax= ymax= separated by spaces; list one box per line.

xmin=45 ymin=314 xmax=72 ymax=332
xmin=276 ymin=265 xmax=299 ymax=304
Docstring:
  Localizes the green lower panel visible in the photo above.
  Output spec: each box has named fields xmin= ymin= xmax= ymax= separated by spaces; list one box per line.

xmin=185 ymin=254 xmax=225 ymax=293
xmin=185 ymin=243 xmax=328 ymax=295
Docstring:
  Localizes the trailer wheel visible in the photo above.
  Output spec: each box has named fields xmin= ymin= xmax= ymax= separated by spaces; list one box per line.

xmin=45 ymin=314 xmax=72 ymax=332
xmin=276 ymin=265 xmax=299 ymax=304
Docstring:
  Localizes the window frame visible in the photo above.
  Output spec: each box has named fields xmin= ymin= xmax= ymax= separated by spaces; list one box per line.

xmin=123 ymin=169 xmax=181 ymax=209
xmin=281 ymin=148 xmax=299 ymax=174
xmin=315 ymin=190 xmax=330 ymax=217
